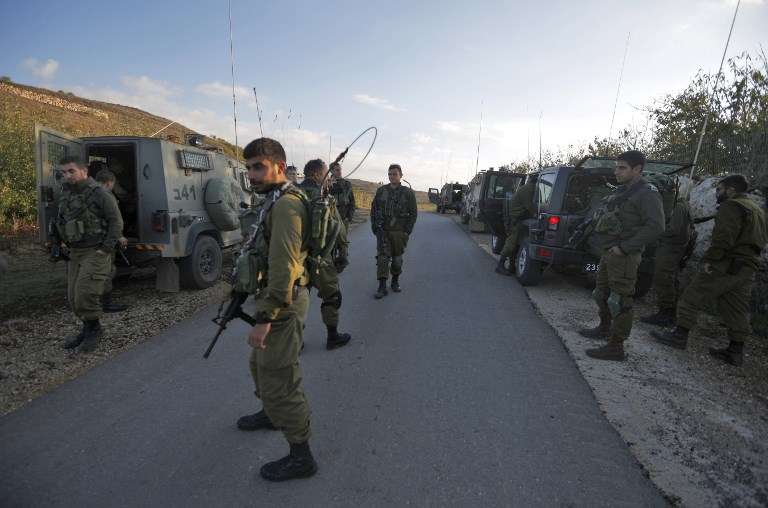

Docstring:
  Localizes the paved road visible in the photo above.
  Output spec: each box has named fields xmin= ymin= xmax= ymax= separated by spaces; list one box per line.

xmin=0 ymin=212 xmax=665 ymax=507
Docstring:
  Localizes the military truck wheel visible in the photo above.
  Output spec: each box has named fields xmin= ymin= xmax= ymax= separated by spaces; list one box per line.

xmin=180 ymin=235 xmax=222 ymax=289
xmin=515 ymin=238 xmax=544 ymax=286
xmin=490 ymin=233 xmax=505 ymax=255
xmin=469 ymin=215 xmax=486 ymax=233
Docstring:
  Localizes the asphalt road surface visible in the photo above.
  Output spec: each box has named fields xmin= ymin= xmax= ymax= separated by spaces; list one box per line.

xmin=0 ymin=212 xmax=665 ymax=507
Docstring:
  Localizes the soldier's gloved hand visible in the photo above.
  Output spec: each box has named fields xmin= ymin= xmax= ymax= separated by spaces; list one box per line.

xmin=334 ymin=256 xmax=349 ymax=273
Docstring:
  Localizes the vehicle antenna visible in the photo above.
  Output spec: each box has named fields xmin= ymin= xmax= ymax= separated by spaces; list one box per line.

xmin=151 ymin=120 xmax=177 ymax=138
xmin=227 ymin=0 xmax=239 ymax=153
xmin=252 ymin=88 xmax=264 ymax=137
xmin=608 ymin=32 xmax=631 ymax=140
xmin=328 ymin=136 xmax=332 ymax=163
xmin=690 ymin=0 xmax=741 ymax=179
xmin=538 ymin=111 xmax=543 ymax=169
xmin=474 ymin=100 xmax=483 ymax=177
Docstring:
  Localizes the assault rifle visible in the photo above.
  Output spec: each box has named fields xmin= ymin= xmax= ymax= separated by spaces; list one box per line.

xmin=203 ymin=291 xmax=257 ymax=359
xmin=47 ymin=219 xmax=70 ymax=262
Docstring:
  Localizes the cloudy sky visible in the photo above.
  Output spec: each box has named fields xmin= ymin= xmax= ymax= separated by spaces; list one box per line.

xmin=1 ymin=0 xmax=766 ymax=190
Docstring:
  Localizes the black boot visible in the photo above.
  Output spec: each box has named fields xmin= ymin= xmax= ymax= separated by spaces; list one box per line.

xmin=326 ymin=326 xmax=351 ymax=350
xmin=495 ymin=256 xmax=513 ymax=276
xmin=78 ymin=320 xmax=104 ymax=353
xmin=585 ymin=340 xmax=626 ymax=361
xmin=374 ymin=279 xmax=388 ymax=299
xmin=391 ymin=275 xmax=402 ymax=293
xmin=652 ymin=326 xmax=689 ymax=350
xmin=102 ymin=292 xmax=129 ymax=313
xmin=63 ymin=322 xmax=87 ymax=349
xmin=709 ymin=340 xmax=744 ymax=367
xmin=260 ymin=441 xmax=318 ymax=481
xmin=237 ymin=409 xmax=276 ymax=431
xmin=640 ymin=308 xmax=675 ymax=327
xmin=578 ymin=313 xmax=611 ymax=340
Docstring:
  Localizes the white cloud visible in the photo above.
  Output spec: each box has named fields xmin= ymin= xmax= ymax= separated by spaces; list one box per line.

xmin=196 ymin=81 xmax=251 ymax=100
xmin=434 ymin=121 xmax=464 ymax=134
xmin=120 ymin=75 xmax=180 ymax=97
xmin=22 ymin=58 xmax=60 ymax=80
xmin=353 ymin=93 xmax=405 ymax=112
xmin=410 ymin=132 xmax=433 ymax=145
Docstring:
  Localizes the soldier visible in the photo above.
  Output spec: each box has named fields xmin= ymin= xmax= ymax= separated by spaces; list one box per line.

xmin=371 ymin=164 xmax=418 ymax=298
xmin=329 ymin=162 xmax=356 ymax=226
xmin=56 ymin=156 xmax=124 ymax=353
xmin=299 ymin=159 xmax=352 ymax=350
xmin=285 ymin=165 xmax=299 ymax=184
xmin=235 ymin=138 xmax=317 ymax=481
xmin=94 ymin=168 xmax=129 ymax=313
xmin=640 ymin=196 xmax=693 ymax=326
xmin=496 ymin=174 xmax=537 ymax=276
xmin=653 ymin=174 xmax=767 ymax=366
xmin=578 ymin=150 xmax=664 ymax=361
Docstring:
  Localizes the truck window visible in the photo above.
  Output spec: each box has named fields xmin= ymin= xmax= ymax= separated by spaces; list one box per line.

xmin=486 ymin=174 xmax=519 ymax=200
xmin=536 ymin=172 xmax=556 ymax=208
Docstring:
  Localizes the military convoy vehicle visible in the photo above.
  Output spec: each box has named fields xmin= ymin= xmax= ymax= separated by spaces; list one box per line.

xmin=35 ymin=124 xmax=251 ymax=292
xmin=460 ymin=169 xmax=525 ymax=233
xmin=428 ymin=182 xmax=466 ymax=214
xmin=505 ymin=156 xmax=689 ymax=295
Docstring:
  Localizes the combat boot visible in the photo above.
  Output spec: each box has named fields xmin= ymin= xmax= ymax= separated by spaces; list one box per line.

xmin=585 ymin=340 xmax=626 ymax=361
xmin=578 ymin=314 xmax=611 ymax=340
xmin=640 ymin=308 xmax=675 ymax=327
xmin=78 ymin=320 xmax=104 ymax=353
xmin=709 ymin=341 xmax=744 ymax=367
xmin=326 ymin=326 xmax=351 ymax=350
xmin=374 ymin=279 xmax=388 ymax=299
xmin=102 ymin=292 xmax=129 ymax=313
xmin=260 ymin=441 xmax=318 ymax=482
xmin=237 ymin=409 xmax=276 ymax=431
xmin=495 ymin=256 xmax=513 ymax=276
xmin=652 ymin=326 xmax=689 ymax=350
xmin=63 ymin=322 xmax=87 ymax=350
xmin=391 ymin=275 xmax=402 ymax=293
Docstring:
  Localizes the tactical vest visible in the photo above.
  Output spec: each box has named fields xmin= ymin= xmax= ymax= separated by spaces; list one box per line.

xmin=331 ymin=179 xmax=352 ymax=210
xmin=377 ymin=186 xmax=412 ymax=231
xmin=592 ymin=181 xmax=648 ymax=235
xmin=57 ymin=180 xmax=107 ymax=244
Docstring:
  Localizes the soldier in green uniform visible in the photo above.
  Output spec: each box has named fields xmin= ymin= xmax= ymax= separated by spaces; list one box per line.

xmin=578 ymin=151 xmax=664 ymax=361
xmin=496 ymin=175 xmax=537 ymax=276
xmin=235 ymin=138 xmax=317 ymax=481
xmin=371 ymin=164 xmax=418 ymax=299
xmin=94 ymin=168 xmax=129 ymax=313
xmin=299 ymin=159 xmax=352 ymax=350
xmin=640 ymin=197 xmax=693 ymax=326
xmin=329 ymin=162 xmax=356 ymax=226
xmin=56 ymin=156 xmax=124 ymax=353
xmin=653 ymin=174 xmax=767 ymax=366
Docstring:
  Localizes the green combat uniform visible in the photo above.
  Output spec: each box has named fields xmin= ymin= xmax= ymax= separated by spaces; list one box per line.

xmin=371 ymin=183 xmax=418 ymax=281
xmin=57 ymin=177 xmax=123 ymax=351
xmin=330 ymin=177 xmax=356 ymax=225
xmin=674 ymin=195 xmax=766 ymax=350
xmin=582 ymin=177 xmax=664 ymax=354
xmin=497 ymin=179 xmax=536 ymax=274
xmin=245 ymin=185 xmax=312 ymax=445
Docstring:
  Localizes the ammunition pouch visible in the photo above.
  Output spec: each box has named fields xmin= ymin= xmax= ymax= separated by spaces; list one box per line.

xmin=594 ymin=210 xmax=622 ymax=235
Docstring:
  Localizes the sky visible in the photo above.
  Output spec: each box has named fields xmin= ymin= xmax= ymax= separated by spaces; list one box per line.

xmin=1 ymin=0 xmax=766 ymax=191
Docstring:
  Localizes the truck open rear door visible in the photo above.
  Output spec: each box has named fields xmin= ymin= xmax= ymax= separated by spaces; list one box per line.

xmin=35 ymin=124 xmax=84 ymax=242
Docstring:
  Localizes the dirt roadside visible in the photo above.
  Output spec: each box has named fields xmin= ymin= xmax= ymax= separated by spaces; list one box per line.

xmin=453 ymin=214 xmax=768 ymax=507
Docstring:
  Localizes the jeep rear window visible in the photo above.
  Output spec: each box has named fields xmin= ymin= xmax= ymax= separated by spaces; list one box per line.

xmin=536 ymin=172 xmax=556 ymax=207
xmin=486 ymin=174 xmax=520 ymax=199
xmin=563 ymin=173 xmax=616 ymax=213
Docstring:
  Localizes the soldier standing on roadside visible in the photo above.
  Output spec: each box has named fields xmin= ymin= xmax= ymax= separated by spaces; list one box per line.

xmin=299 ymin=159 xmax=352 ymax=350
xmin=640 ymin=196 xmax=693 ymax=326
xmin=94 ymin=168 xmax=129 ymax=313
xmin=496 ymin=174 xmax=537 ymax=276
xmin=56 ymin=156 xmax=124 ymax=353
xmin=653 ymin=174 xmax=767 ymax=366
xmin=578 ymin=151 xmax=664 ymax=361
xmin=371 ymin=164 xmax=418 ymax=299
xmin=329 ymin=162 xmax=356 ymax=226
xmin=235 ymin=138 xmax=317 ymax=481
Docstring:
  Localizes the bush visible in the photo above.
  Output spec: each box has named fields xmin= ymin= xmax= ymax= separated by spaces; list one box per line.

xmin=0 ymin=110 xmax=36 ymax=232
xmin=0 ymin=76 xmax=11 ymax=83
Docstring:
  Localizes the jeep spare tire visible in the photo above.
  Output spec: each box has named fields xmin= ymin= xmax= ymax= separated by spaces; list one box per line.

xmin=204 ymin=177 xmax=243 ymax=231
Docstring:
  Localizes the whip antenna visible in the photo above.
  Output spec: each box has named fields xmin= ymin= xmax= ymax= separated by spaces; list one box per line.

xmin=227 ymin=0 xmax=239 ymax=151
xmin=474 ymin=100 xmax=483 ymax=176
xmin=252 ymin=88 xmax=264 ymax=137
xmin=609 ymin=32 xmax=631 ymax=140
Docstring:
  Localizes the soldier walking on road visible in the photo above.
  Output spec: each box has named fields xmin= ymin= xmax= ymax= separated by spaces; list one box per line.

xmin=652 ymin=175 xmax=767 ymax=366
xmin=496 ymin=174 xmax=537 ymax=276
xmin=299 ymin=159 xmax=352 ymax=350
xmin=56 ymin=156 xmax=124 ymax=353
xmin=94 ymin=168 xmax=129 ymax=313
xmin=371 ymin=164 xmax=418 ymax=299
xmin=235 ymin=138 xmax=317 ymax=481
xmin=329 ymin=162 xmax=356 ymax=227
xmin=578 ymin=151 xmax=664 ymax=361
xmin=640 ymin=196 xmax=693 ymax=326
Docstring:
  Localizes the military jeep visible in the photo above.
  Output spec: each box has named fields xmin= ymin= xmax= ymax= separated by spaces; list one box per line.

xmin=35 ymin=124 xmax=251 ymax=291
xmin=460 ymin=169 xmax=525 ymax=233
xmin=428 ymin=182 xmax=466 ymax=214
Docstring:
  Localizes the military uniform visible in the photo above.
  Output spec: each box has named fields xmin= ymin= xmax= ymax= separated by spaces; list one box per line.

xmin=58 ymin=178 xmax=123 ymax=351
xmin=581 ymin=178 xmax=664 ymax=359
xmin=654 ymin=194 xmax=767 ymax=365
xmin=244 ymin=185 xmax=313 ymax=445
xmin=498 ymin=180 xmax=536 ymax=274
xmin=371 ymin=183 xmax=418 ymax=284
xmin=329 ymin=177 xmax=356 ymax=225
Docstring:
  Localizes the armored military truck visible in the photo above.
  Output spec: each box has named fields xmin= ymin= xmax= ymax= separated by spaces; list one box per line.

xmin=35 ymin=124 xmax=251 ymax=291
xmin=460 ymin=169 xmax=525 ymax=233
xmin=428 ymin=182 xmax=466 ymax=214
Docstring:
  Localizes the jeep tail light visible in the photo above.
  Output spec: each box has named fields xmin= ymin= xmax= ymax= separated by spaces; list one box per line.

xmin=152 ymin=211 xmax=168 ymax=233
xmin=547 ymin=215 xmax=561 ymax=231
xmin=538 ymin=247 xmax=553 ymax=258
